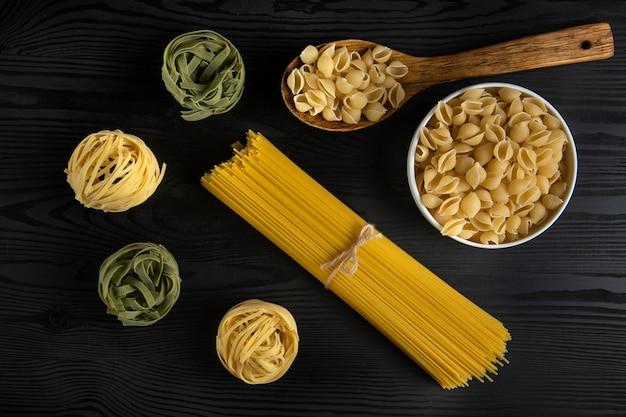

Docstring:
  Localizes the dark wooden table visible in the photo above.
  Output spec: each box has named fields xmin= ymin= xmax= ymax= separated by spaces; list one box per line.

xmin=2 ymin=1 xmax=625 ymax=416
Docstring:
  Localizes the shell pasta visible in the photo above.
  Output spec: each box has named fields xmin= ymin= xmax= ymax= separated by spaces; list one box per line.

xmin=414 ymin=86 xmax=571 ymax=245
xmin=287 ymin=43 xmax=408 ymax=123
xmin=201 ymin=130 xmax=510 ymax=389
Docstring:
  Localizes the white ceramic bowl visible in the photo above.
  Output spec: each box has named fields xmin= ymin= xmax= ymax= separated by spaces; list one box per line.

xmin=407 ymin=82 xmax=578 ymax=249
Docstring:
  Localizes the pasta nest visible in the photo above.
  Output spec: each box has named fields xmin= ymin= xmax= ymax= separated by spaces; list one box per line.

xmin=98 ymin=242 xmax=182 ymax=326
xmin=216 ymin=299 xmax=299 ymax=384
xmin=161 ymin=30 xmax=246 ymax=121
xmin=65 ymin=129 xmax=166 ymax=213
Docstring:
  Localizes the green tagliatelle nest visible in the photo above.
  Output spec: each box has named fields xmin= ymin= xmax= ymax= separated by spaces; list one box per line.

xmin=98 ymin=242 xmax=182 ymax=326
xmin=161 ymin=30 xmax=246 ymax=121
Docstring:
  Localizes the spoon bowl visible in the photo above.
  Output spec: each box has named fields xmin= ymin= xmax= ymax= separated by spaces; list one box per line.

xmin=281 ymin=23 xmax=613 ymax=132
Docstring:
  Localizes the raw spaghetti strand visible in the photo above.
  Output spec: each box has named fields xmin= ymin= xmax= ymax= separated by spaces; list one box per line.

xmin=201 ymin=130 xmax=510 ymax=389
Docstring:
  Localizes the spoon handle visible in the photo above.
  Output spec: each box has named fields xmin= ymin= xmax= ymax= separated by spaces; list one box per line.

xmin=414 ymin=23 xmax=614 ymax=87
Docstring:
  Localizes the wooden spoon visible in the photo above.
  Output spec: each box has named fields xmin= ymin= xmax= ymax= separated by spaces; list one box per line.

xmin=281 ymin=22 xmax=614 ymax=132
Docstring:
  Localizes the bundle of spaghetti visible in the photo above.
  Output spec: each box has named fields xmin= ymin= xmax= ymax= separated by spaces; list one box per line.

xmin=201 ymin=130 xmax=510 ymax=389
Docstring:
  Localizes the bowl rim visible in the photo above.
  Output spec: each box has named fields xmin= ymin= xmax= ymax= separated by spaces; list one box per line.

xmin=406 ymin=82 xmax=578 ymax=249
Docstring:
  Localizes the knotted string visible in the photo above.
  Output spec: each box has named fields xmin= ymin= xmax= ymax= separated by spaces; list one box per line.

xmin=321 ymin=224 xmax=382 ymax=288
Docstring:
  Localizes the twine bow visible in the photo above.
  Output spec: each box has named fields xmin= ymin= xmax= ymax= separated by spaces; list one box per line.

xmin=321 ymin=224 xmax=382 ymax=288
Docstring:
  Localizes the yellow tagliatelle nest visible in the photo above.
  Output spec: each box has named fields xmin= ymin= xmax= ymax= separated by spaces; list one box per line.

xmin=65 ymin=129 xmax=166 ymax=212
xmin=98 ymin=242 xmax=182 ymax=326
xmin=216 ymin=299 xmax=299 ymax=384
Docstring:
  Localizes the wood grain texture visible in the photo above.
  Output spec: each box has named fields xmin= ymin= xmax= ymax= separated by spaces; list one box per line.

xmin=2 ymin=0 xmax=626 ymax=416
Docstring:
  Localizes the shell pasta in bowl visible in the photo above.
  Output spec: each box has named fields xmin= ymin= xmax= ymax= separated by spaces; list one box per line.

xmin=407 ymin=83 xmax=578 ymax=249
